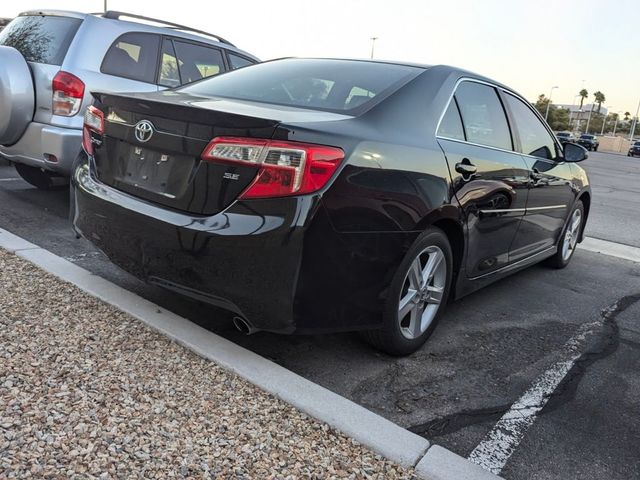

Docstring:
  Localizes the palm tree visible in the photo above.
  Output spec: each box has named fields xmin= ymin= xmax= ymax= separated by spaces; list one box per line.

xmin=578 ymin=89 xmax=588 ymax=109
xmin=624 ymin=112 xmax=631 ymax=121
xmin=593 ymin=91 xmax=605 ymax=113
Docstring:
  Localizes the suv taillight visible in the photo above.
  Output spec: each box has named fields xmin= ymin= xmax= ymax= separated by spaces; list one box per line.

xmin=202 ymin=137 xmax=344 ymax=199
xmin=82 ymin=106 xmax=104 ymax=156
xmin=52 ymin=71 xmax=85 ymax=116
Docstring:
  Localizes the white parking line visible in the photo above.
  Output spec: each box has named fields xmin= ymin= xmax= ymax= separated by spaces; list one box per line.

xmin=0 ymin=178 xmax=21 ymax=182
xmin=467 ymin=303 xmax=618 ymax=474
xmin=581 ymin=237 xmax=640 ymax=264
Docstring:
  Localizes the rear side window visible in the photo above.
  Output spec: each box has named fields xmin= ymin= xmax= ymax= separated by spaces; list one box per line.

xmin=228 ymin=53 xmax=254 ymax=70
xmin=455 ymin=82 xmax=512 ymax=151
xmin=101 ymin=33 xmax=160 ymax=84
xmin=179 ymin=58 xmax=422 ymax=114
xmin=158 ymin=38 xmax=180 ymax=87
xmin=438 ymin=99 xmax=465 ymax=141
xmin=173 ymin=41 xmax=225 ymax=84
xmin=0 ymin=15 xmax=82 ymax=65
xmin=503 ymin=94 xmax=558 ymax=160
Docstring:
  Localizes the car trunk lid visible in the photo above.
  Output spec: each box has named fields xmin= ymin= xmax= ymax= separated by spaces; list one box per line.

xmin=91 ymin=91 xmax=288 ymax=215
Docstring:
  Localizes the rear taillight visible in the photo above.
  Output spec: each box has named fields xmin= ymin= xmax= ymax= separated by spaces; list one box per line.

xmin=82 ymin=106 xmax=104 ymax=156
xmin=52 ymin=71 xmax=85 ymax=116
xmin=201 ymin=137 xmax=344 ymax=199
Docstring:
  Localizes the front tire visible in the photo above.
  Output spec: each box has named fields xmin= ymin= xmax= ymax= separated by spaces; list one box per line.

xmin=546 ymin=201 xmax=584 ymax=269
xmin=363 ymin=227 xmax=453 ymax=356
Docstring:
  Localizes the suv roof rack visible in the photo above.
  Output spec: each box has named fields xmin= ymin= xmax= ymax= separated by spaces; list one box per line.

xmin=101 ymin=11 xmax=235 ymax=47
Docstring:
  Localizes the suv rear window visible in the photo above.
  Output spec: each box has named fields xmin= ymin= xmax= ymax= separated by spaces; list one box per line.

xmin=101 ymin=32 xmax=161 ymax=84
xmin=0 ymin=15 xmax=82 ymax=65
xmin=179 ymin=58 xmax=422 ymax=113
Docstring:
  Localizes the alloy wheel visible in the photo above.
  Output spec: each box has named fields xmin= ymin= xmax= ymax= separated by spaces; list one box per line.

xmin=562 ymin=209 xmax=582 ymax=261
xmin=398 ymin=246 xmax=447 ymax=340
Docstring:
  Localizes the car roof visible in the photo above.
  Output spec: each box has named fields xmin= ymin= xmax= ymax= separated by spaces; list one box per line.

xmin=18 ymin=10 xmax=258 ymax=59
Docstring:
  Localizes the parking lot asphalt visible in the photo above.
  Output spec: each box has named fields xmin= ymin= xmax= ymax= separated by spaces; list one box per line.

xmin=0 ymin=150 xmax=639 ymax=479
xmin=584 ymin=151 xmax=640 ymax=248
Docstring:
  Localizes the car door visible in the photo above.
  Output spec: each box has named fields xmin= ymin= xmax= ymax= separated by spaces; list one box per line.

xmin=437 ymin=80 xmax=530 ymax=277
xmin=501 ymin=92 xmax=577 ymax=260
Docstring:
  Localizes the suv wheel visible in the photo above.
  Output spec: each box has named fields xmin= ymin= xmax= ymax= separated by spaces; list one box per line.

xmin=363 ymin=227 xmax=453 ymax=356
xmin=14 ymin=163 xmax=65 ymax=190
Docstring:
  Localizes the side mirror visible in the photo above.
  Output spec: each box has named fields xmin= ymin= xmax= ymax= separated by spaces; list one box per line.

xmin=563 ymin=142 xmax=588 ymax=162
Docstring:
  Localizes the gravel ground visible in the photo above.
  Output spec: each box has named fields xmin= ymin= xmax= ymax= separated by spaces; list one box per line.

xmin=0 ymin=250 xmax=416 ymax=479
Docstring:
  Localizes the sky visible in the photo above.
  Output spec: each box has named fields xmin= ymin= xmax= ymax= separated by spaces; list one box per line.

xmin=2 ymin=0 xmax=639 ymax=116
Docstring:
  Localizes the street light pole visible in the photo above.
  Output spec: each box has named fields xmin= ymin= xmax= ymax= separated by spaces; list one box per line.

xmin=544 ymin=86 xmax=558 ymax=121
xmin=629 ymin=98 xmax=640 ymax=141
xmin=370 ymin=37 xmax=378 ymax=59
xmin=104 ymin=0 xmax=108 ymax=12
xmin=585 ymin=104 xmax=594 ymax=134
xmin=613 ymin=111 xmax=621 ymax=136
xmin=601 ymin=106 xmax=612 ymax=135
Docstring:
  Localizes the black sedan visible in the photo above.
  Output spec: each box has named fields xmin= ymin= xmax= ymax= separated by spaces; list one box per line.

xmin=577 ymin=134 xmax=599 ymax=151
xmin=628 ymin=141 xmax=640 ymax=157
xmin=556 ymin=131 xmax=575 ymax=144
xmin=72 ymin=58 xmax=591 ymax=355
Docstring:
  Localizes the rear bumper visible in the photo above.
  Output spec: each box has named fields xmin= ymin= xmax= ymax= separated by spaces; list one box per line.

xmin=0 ymin=122 xmax=81 ymax=175
xmin=72 ymin=160 xmax=310 ymax=333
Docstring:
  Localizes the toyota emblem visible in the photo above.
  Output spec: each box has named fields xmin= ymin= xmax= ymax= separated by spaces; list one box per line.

xmin=134 ymin=120 xmax=154 ymax=143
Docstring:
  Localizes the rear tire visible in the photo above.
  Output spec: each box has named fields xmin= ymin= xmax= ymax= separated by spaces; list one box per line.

xmin=362 ymin=227 xmax=453 ymax=356
xmin=14 ymin=163 xmax=60 ymax=190
xmin=546 ymin=201 xmax=584 ymax=269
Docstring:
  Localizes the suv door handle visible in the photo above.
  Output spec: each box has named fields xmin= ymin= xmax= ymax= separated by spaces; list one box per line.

xmin=455 ymin=159 xmax=477 ymax=176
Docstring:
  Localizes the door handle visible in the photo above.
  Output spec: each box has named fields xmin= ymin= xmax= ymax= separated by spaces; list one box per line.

xmin=455 ymin=159 xmax=477 ymax=176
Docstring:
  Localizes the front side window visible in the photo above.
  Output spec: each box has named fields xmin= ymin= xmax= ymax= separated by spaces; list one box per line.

xmin=504 ymin=93 xmax=558 ymax=160
xmin=173 ymin=41 xmax=225 ymax=84
xmin=438 ymin=99 xmax=465 ymax=141
xmin=0 ymin=15 xmax=82 ymax=65
xmin=101 ymin=32 xmax=161 ymax=83
xmin=454 ymin=82 xmax=512 ymax=151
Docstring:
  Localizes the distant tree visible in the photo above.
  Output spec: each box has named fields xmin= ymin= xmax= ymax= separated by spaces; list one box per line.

xmin=533 ymin=94 xmax=550 ymax=117
xmin=593 ymin=91 xmax=605 ymax=113
xmin=578 ymin=89 xmax=588 ymax=109
xmin=549 ymin=108 xmax=570 ymax=131
xmin=533 ymin=95 xmax=569 ymax=131
xmin=624 ymin=111 xmax=631 ymax=121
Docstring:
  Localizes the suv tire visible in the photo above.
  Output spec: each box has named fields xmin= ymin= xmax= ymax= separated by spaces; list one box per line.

xmin=14 ymin=163 xmax=61 ymax=190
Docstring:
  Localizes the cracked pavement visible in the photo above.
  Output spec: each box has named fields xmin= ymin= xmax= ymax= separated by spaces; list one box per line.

xmin=1 ymin=151 xmax=639 ymax=479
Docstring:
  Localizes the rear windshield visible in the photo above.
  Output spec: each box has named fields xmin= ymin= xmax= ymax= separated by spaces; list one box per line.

xmin=580 ymin=135 xmax=594 ymax=139
xmin=557 ymin=132 xmax=569 ymax=136
xmin=0 ymin=15 xmax=82 ymax=66
xmin=179 ymin=58 xmax=423 ymax=113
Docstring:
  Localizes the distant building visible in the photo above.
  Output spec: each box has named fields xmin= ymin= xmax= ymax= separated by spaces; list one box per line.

xmin=556 ymin=103 xmax=608 ymax=117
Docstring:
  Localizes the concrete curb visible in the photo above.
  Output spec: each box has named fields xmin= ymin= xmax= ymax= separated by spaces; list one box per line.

xmin=416 ymin=446 xmax=505 ymax=480
xmin=0 ymin=227 xmax=503 ymax=479
xmin=580 ymin=236 xmax=640 ymax=264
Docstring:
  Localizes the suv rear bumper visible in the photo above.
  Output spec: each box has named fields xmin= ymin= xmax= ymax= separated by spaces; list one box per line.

xmin=0 ymin=122 xmax=81 ymax=175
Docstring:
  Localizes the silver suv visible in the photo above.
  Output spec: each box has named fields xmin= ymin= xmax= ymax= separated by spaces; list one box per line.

xmin=0 ymin=10 xmax=258 ymax=189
